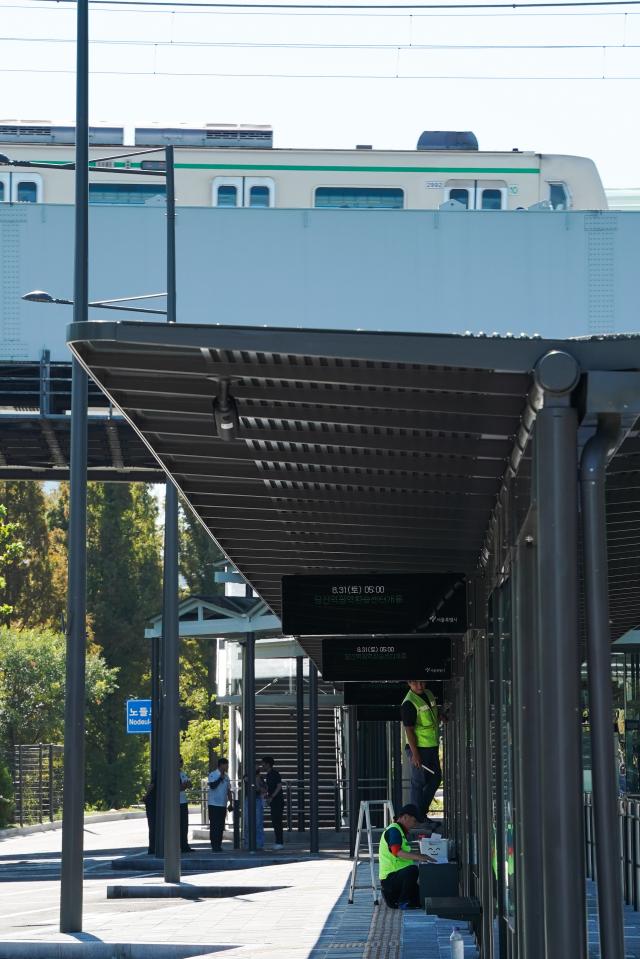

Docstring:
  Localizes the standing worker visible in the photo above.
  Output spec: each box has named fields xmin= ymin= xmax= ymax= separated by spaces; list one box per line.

xmin=379 ymin=803 xmax=434 ymax=909
xmin=401 ymin=679 xmax=442 ymax=824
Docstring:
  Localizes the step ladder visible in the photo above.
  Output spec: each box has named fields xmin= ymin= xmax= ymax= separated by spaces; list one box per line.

xmin=348 ymin=799 xmax=395 ymax=906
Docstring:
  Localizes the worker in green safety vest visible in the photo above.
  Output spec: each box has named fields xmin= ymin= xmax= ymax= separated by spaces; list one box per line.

xmin=379 ymin=803 xmax=435 ymax=909
xmin=401 ymin=680 xmax=442 ymax=823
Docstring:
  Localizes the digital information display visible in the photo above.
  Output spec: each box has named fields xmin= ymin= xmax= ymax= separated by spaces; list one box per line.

xmin=321 ymin=636 xmax=451 ymax=682
xmin=281 ymin=573 xmax=466 ymax=637
xmin=343 ymin=681 xmax=443 ymax=706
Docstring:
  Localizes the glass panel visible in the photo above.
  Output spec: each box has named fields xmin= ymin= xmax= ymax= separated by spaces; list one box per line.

xmin=0 ymin=182 xmax=4 ymax=202
xmin=549 ymin=182 xmax=569 ymax=210
xmin=217 ymin=185 xmax=238 ymax=208
xmin=16 ymin=181 xmax=38 ymax=203
xmin=314 ymin=187 xmax=404 ymax=209
xmin=481 ymin=189 xmax=503 ymax=210
xmin=449 ymin=189 xmax=469 ymax=209
xmin=248 ymin=185 xmax=270 ymax=208
xmin=625 ymin=653 xmax=640 ymax=794
xmin=88 ymin=183 xmax=167 ymax=206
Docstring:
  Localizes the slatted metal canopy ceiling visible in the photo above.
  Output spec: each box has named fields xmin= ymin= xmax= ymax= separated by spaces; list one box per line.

xmin=0 ymin=361 xmax=162 ymax=481
xmin=66 ymin=321 xmax=640 ymax=644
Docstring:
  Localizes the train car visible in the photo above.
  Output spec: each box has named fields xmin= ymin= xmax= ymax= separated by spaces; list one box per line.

xmin=0 ymin=121 xmax=607 ymax=211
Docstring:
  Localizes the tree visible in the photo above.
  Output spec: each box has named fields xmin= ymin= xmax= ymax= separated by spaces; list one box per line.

xmin=0 ymin=626 xmax=117 ymax=752
xmin=179 ymin=502 xmax=225 ymax=597
xmin=0 ymin=503 xmax=24 ymax=620
xmin=83 ymin=482 xmax=162 ymax=808
xmin=0 ymin=481 xmax=62 ymax=628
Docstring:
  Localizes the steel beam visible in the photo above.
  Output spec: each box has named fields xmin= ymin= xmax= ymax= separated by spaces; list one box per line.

xmin=59 ymin=0 xmax=89 ymax=932
xmin=581 ymin=416 xmax=625 ymax=959
xmin=161 ymin=482 xmax=180 ymax=882
xmin=309 ymin=661 xmax=319 ymax=854
xmin=242 ymin=634 xmax=257 ymax=852
xmin=534 ymin=350 xmax=586 ymax=959
xmin=512 ymin=525 xmax=544 ymax=959
xmin=296 ymin=656 xmax=305 ymax=831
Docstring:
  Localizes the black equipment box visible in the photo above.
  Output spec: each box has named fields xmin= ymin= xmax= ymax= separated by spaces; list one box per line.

xmin=418 ymin=863 xmax=459 ymax=906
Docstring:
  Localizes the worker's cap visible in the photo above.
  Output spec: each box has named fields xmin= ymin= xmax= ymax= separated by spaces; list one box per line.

xmin=397 ymin=803 xmax=420 ymax=819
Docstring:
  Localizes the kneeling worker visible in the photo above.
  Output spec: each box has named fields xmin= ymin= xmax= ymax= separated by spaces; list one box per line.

xmin=379 ymin=803 xmax=434 ymax=909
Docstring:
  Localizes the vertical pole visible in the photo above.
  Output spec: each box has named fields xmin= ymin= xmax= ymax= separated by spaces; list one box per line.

xmin=513 ymin=525 xmax=545 ymax=959
xmin=296 ymin=655 xmax=305 ymax=831
xmin=243 ymin=634 xmax=256 ymax=851
xmin=581 ymin=416 xmax=625 ymax=959
xmin=391 ymin=718 xmax=402 ymax=814
xmin=493 ymin=592 xmax=507 ymax=958
xmin=475 ymin=639 xmax=494 ymax=958
xmin=162 ymin=486 xmax=180 ymax=882
xmin=49 ymin=746 xmax=54 ymax=823
xmin=161 ymin=144 xmax=180 ymax=884
xmin=150 ymin=634 xmax=159 ymax=784
xmin=154 ymin=632 xmax=165 ymax=859
xmin=309 ymin=660 xmax=319 ymax=853
xmin=59 ymin=0 xmax=89 ymax=928
xmin=534 ymin=350 xmax=586 ymax=959
xmin=229 ymin=705 xmax=237 ymax=787
xmin=348 ymin=706 xmax=358 ymax=858
xmin=38 ymin=744 xmax=43 ymax=824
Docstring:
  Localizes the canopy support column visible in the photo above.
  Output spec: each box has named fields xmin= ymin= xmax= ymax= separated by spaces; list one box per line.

xmin=534 ymin=350 xmax=586 ymax=959
xmin=309 ymin=660 xmax=319 ymax=853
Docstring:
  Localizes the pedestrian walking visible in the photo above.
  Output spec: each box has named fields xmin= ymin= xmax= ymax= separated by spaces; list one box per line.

xmin=208 ymin=756 xmax=233 ymax=852
xmin=261 ymin=755 xmax=285 ymax=849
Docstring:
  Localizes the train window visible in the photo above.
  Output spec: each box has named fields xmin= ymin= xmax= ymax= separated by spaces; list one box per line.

xmin=88 ymin=183 xmax=167 ymax=205
xmin=549 ymin=182 xmax=570 ymax=210
xmin=248 ymin=185 xmax=270 ymax=208
xmin=480 ymin=189 xmax=503 ymax=210
xmin=12 ymin=174 xmax=42 ymax=203
xmin=217 ymin=185 xmax=239 ymax=207
xmin=16 ymin=182 xmax=38 ymax=203
xmin=314 ymin=187 xmax=404 ymax=209
xmin=448 ymin=188 xmax=470 ymax=209
xmin=212 ymin=177 xmax=242 ymax=207
xmin=244 ymin=177 xmax=275 ymax=208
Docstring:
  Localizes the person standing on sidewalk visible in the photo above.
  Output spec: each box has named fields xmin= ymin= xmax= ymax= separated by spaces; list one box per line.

xmin=401 ymin=680 xmax=442 ymax=824
xmin=208 ymin=756 xmax=233 ymax=851
xmin=261 ymin=755 xmax=285 ymax=849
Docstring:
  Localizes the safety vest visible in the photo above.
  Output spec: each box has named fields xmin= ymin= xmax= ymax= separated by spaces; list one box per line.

xmin=402 ymin=689 xmax=439 ymax=748
xmin=379 ymin=823 xmax=413 ymax=880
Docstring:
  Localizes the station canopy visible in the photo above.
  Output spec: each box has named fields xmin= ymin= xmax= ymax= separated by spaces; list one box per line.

xmin=66 ymin=321 xmax=640 ymax=654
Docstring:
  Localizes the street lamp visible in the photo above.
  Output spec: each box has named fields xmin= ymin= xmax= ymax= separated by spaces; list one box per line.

xmin=22 ymin=290 xmax=168 ymax=315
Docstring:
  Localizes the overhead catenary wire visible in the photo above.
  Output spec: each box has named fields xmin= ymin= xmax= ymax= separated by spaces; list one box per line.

xmin=6 ymin=0 xmax=640 ymax=10
xmin=0 ymin=66 xmax=638 ymax=77
xmin=1 ymin=34 xmax=638 ymax=47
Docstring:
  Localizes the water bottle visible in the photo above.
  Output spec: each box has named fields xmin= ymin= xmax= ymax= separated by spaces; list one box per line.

xmin=450 ymin=927 xmax=464 ymax=959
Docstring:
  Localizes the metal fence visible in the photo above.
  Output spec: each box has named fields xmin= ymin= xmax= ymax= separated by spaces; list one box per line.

xmin=13 ymin=744 xmax=64 ymax=826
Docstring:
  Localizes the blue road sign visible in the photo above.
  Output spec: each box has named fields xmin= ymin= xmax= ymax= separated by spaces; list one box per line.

xmin=126 ymin=699 xmax=152 ymax=734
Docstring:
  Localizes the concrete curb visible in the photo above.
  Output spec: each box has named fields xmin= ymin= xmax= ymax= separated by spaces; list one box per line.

xmin=0 ymin=943 xmax=222 ymax=958
xmin=106 ymin=882 xmax=283 ymax=899
xmin=0 ymin=810 xmax=145 ymax=841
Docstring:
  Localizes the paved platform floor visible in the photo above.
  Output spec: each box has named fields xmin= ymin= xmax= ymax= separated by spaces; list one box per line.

xmin=4 ymin=814 xmax=640 ymax=958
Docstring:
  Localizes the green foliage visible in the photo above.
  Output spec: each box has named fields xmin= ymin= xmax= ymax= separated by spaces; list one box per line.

xmin=81 ymin=483 xmax=162 ymax=809
xmin=179 ymin=502 xmax=224 ymax=597
xmin=180 ymin=716 xmax=227 ymax=788
xmin=0 ymin=502 xmax=25 ymax=619
xmin=0 ymin=482 xmax=62 ymax=628
xmin=0 ymin=626 xmax=117 ymax=752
